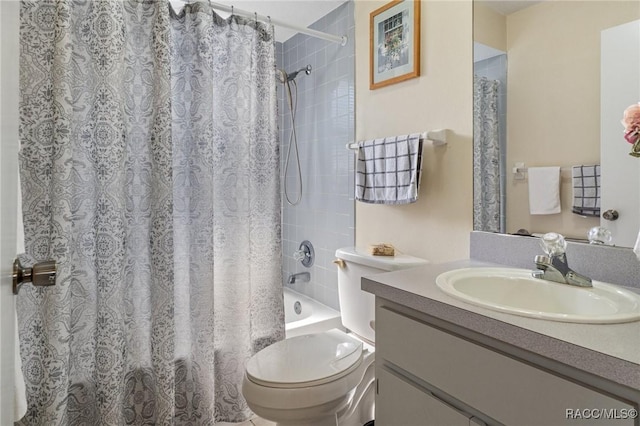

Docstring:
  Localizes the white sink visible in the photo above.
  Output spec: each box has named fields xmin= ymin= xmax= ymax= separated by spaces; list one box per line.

xmin=436 ymin=267 xmax=640 ymax=324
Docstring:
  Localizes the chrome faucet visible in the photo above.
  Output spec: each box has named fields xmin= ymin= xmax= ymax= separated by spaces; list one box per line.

xmin=288 ymin=272 xmax=310 ymax=284
xmin=532 ymin=233 xmax=592 ymax=288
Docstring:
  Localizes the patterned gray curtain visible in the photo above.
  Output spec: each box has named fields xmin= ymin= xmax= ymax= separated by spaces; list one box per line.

xmin=18 ymin=1 xmax=283 ymax=425
xmin=473 ymin=76 xmax=503 ymax=233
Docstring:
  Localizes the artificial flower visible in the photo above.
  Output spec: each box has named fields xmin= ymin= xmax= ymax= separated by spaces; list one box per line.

xmin=622 ymin=102 xmax=640 ymax=157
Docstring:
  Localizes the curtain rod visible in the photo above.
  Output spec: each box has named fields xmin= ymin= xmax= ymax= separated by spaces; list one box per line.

xmin=208 ymin=1 xmax=347 ymax=46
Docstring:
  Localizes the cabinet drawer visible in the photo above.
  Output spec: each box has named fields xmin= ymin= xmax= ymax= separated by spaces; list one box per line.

xmin=377 ymin=367 xmax=472 ymax=426
xmin=376 ymin=306 xmax=635 ymax=426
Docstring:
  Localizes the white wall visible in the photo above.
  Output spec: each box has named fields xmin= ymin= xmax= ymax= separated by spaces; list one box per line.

xmin=355 ymin=0 xmax=473 ymax=263
xmin=0 ymin=1 xmax=20 ymax=423
xmin=474 ymin=2 xmax=506 ymax=52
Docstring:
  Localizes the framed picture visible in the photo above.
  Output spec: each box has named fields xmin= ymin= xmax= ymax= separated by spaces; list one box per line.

xmin=369 ymin=0 xmax=420 ymax=90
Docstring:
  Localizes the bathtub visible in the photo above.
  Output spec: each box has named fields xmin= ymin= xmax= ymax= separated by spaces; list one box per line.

xmin=284 ymin=287 xmax=342 ymax=338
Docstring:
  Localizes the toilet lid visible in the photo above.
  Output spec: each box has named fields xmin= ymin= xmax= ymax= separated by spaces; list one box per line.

xmin=246 ymin=330 xmax=363 ymax=388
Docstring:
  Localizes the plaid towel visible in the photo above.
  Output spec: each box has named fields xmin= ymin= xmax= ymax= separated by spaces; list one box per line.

xmin=355 ymin=133 xmax=423 ymax=205
xmin=572 ymin=165 xmax=600 ymax=217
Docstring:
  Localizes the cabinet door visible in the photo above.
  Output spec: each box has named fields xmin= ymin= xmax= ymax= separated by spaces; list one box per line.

xmin=377 ymin=305 xmax=636 ymax=426
xmin=376 ymin=368 xmax=471 ymax=426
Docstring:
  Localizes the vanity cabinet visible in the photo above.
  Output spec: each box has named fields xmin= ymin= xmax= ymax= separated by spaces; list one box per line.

xmin=375 ymin=299 xmax=637 ymax=426
xmin=376 ymin=367 xmax=484 ymax=426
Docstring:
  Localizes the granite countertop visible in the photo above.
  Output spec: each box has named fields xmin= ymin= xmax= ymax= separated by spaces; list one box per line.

xmin=362 ymin=259 xmax=640 ymax=392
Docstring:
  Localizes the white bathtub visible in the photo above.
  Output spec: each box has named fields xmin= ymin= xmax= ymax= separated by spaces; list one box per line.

xmin=284 ymin=287 xmax=342 ymax=338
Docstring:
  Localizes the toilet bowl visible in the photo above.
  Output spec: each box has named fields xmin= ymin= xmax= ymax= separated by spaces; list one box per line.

xmin=243 ymin=330 xmax=375 ymax=426
xmin=242 ymin=247 xmax=428 ymax=426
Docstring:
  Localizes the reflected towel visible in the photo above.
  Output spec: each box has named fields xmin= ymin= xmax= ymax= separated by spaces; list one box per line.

xmin=571 ymin=165 xmax=600 ymax=217
xmin=355 ymin=133 xmax=423 ymax=205
xmin=528 ymin=167 xmax=561 ymax=214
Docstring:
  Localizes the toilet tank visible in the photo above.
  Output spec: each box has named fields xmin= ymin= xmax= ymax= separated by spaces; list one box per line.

xmin=334 ymin=247 xmax=428 ymax=344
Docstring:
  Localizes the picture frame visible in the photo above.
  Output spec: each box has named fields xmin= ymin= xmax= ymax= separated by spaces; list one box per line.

xmin=370 ymin=0 xmax=420 ymax=90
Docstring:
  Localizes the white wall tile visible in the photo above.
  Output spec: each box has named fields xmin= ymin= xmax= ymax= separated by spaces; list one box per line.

xmin=279 ymin=3 xmax=354 ymax=311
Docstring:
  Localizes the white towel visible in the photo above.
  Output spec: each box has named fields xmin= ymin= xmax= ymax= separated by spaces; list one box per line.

xmin=355 ymin=133 xmax=423 ymax=205
xmin=528 ymin=167 xmax=561 ymax=215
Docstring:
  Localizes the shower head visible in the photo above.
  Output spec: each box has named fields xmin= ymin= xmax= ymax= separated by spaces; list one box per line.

xmin=276 ymin=64 xmax=312 ymax=83
xmin=288 ymin=64 xmax=312 ymax=81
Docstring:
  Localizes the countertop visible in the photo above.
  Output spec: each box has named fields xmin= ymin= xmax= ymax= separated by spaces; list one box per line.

xmin=362 ymin=259 xmax=640 ymax=393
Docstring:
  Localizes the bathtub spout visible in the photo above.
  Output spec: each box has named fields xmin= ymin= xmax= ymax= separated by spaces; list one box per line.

xmin=288 ymin=272 xmax=310 ymax=284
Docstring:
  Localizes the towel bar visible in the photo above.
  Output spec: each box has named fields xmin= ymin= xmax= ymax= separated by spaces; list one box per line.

xmin=346 ymin=129 xmax=449 ymax=151
xmin=512 ymin=163 xmax=574 ymax=180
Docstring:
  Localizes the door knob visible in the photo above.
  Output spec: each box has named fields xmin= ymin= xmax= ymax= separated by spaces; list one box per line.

xmin=602 ymin=209 xmax=619 ymax=221
xmin=12 ymin=258 xmax=57 ymax=295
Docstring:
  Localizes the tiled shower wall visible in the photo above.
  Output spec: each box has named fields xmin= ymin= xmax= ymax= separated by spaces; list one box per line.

xmin=276 ymin=2 xmax=355 ymax=310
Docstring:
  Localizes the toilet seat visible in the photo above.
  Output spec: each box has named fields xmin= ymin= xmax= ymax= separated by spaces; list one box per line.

xmin=246 ymin=329 xmax=363 ymax=388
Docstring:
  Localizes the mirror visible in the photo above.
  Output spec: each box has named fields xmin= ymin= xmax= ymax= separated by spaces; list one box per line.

xmin=473 ymin=0 xmax=640 ymax=247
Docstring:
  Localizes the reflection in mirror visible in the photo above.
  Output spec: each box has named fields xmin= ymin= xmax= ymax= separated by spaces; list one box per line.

xmin=473 ymin=45 xmax=506 ymax=234
xmin=473 ymin=0 xmax=640 ymax=247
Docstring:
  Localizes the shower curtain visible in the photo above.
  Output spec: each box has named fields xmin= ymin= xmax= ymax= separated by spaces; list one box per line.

xmin=18 ymin=1 xmax=283 ymax=424
xmin=473 ymin=76 xmax=503 ymax=233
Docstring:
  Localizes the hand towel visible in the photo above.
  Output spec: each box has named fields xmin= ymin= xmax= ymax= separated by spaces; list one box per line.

xmin=571 ymin=165 xmax=600 ymax=217
xmin=528 ymin=167 xmax=561 ymax=214
xmin=355 ymin=133 xmax=423 ymax=205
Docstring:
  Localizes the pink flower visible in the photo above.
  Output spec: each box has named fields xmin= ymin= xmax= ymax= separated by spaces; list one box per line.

xmin=625 ymin=130 xmax=639 ymax=144
xmin=621 ymin=102 xmax=640 ymax=144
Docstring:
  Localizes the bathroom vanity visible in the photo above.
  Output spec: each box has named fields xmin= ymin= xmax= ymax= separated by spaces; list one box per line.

xmin=363 ymin=259 xmax=640 ymax=426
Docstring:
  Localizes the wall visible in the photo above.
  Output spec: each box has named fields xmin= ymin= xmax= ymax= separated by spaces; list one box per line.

xmin=505 ymin=1 xmax=640 ymax=239
xmin=473 ymin=2 xmax=506 ymax=51
xmin=278 ymin=2 xmax=355 ymax=310
xmin=354 ymin=0 xmax=473 ymax=263
xmin=0 ymin=1 xmax=21 ymax=423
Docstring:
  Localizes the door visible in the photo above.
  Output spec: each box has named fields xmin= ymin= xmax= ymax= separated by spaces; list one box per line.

xmin=0 ymin=1 xmax=21 ymax=423
xmin=601 ymin=20 xmax=640 ymax=247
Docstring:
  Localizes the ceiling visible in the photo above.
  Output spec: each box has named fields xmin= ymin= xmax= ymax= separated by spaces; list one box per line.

xmin=172 ymin=0 xmax=346 ymax=43
xmin=480 ymin=0 xmax=544 ymax=16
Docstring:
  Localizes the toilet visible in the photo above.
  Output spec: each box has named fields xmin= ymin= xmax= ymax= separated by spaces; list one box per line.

xmin=242 ymin=247 xmax=428 ymax=426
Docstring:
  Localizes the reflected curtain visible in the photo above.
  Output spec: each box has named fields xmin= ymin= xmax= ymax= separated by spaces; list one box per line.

xmin=473 ymin=76 xmax=502 ymax=233
xmin=18 ymin=1 xmax=283 ymax=424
